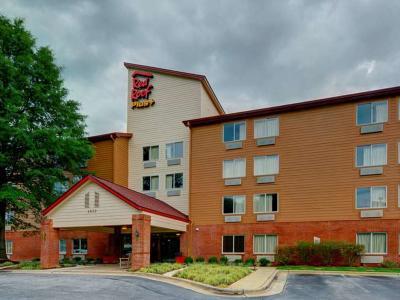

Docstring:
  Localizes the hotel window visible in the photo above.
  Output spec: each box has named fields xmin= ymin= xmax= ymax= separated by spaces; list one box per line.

xmin=72 ymin=238 xmax=88 ymax=254
xmin=166 ymin=142 xmax=183 ymax=159
xmin=5 ymin=211 xmax=14 ymax=225
xmin=166 ymin=173 xmax=183 ymax=189
xmin=143 ymin=145 xmax=159 ymax=162
xmin=356 ymin=186 xmax=386 ymax=209
xmin=254 ymin=118 xmax=279 ymax=138
xmin=254 ymin=155 xmax=279 ymax=176
xmin=223 ymin=196 xmax=245 ymax=215
xmin=6 ymin=240 xmax=13 ymax=255
xmin=253 ymin=235 xmax=277 ymax=254
xmin=356 ymin=144 xmax=387 ymax=167
xmin=223 ymin=158 xmax=246 ymax=178
xmin=84 ymin=192 xmax=89 ymax=208
xmin=59 ymin=239 xmax=67 ymax=254
xmin=222 ymin=235 xmax=245 ymax=254
xmin=254 ymin=193 xmax=278 ymax=213
xmin=357 ymin=101 xmax=388 ymax=125
xmin=94 ymin=192 xmax=100 ymax=208
xmin=143 ymin=176 xmax=159 ymax=191
xmin=223 ymin=122 xmax=246 ymax=142
xmin=356 ymin=233 xmax=387 ymax=254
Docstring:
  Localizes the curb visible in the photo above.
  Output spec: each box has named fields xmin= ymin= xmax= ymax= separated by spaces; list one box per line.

xmin=284 ymin=269 xmax=400 ymax=277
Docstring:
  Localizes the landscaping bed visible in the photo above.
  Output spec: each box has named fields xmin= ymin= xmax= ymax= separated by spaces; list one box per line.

xmin=138 ymin=263 xmax=183 ymax=274
xmin=277 ymin=265 xmax=400 ymax=273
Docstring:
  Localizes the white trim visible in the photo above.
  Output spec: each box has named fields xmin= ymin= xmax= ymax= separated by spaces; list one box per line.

xmin=72 ymin=238 xmax=88 ymax=255
xmin=355 ymin=186 xmax=387 ymax=209
xmin=222 ymin=195 xmax=246 ymax=215
xmin=165 ymin=141 xmax=184 ymax=159
xmin=221 ymin=235 xmax=245 ymax=255
xmin=356 ymin=232 xmax=388 ymax=255
xmin=5 ymin=240 xmax=13 ymax=255
xmin=222 ymin=121 xmax=246 ymax=143
xmin=165 ymin=172 xmax=184 ymax=190
xmin=355 ymin=143 xmax=387 ymax=167
xmin=253 ymin=234 xmax=278 ymax=255
xmin=223 ymin=158 xmax=246 ymax=179
xmin=253 ymin=155 xmax=279 ymax=176
xmin=253 ymin=193 xmax=279 ymax=213
xmin=356 ymin=100 xmax=388 ymax=126
xmin=253 ymin=117 xmax=280 ymax=138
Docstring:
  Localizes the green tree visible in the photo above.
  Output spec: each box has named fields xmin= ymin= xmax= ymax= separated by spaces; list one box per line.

xmin=0 ymin=16 xmax=93 ymax=261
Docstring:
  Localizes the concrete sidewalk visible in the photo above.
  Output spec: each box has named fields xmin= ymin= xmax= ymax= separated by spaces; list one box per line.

xmin=229 ymin=267 xmax=277 ymax=291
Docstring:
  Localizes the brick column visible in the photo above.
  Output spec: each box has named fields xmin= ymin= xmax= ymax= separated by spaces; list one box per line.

xmin=131 ymin=214 xmax=151 ymax=270
xmin=40 ymin=219 xmax=59 ymax=269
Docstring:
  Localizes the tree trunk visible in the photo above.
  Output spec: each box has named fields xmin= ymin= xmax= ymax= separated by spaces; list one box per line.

xmin=0 ymin=201 xmax=8 ymax=261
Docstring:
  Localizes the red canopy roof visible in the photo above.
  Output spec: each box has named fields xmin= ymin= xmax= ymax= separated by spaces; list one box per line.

xmin=43 ymin=175 xmax=189 ymax=223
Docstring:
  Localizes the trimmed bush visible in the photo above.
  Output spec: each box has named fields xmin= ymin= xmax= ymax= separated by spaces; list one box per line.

xmin=184 ymin=256 xmax=194 ymax=264
xmin=139 ymin=263 xmax=183 ymax=274
xmin=195 ymin=257 xmax=205 ymax=263
xmin=382 ymin=260 xmax=399 ymax=268
xmin=259 ymin=258 xmax=270 ymax=267
xmin=233 ymin=259 xmax=243 ymax=265
xmin=18 ymin=261 xmax=40 ymax=270
xmin=245 ymin=258 xmax=256 ymax=266
xmin=219 ymin=256 xmax=228 ymax=265
xmin=207 ymin=256 xmax=218 ymax=264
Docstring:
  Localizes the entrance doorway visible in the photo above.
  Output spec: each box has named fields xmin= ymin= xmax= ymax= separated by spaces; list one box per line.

xmin=120 ymin=234 xmax=132 ymax=257
xmin=151 ymin=233 xmax=180 ymax=262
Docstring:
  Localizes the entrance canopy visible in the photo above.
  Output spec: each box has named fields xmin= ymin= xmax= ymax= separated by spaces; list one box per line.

xmin=43 ymin=175 xmax=189 ymax=231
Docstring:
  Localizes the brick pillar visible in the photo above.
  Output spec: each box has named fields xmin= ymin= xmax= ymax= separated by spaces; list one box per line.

xmin=131 ymin=214 xmax=151 ymax=270
xmin=40 ymin=219 xmax=59 ymax=269
xmin=179 ymin=224 xmax=189 ymax=256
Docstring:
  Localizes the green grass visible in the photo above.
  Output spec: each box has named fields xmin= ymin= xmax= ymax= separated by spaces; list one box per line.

xmin=0 ymin=261 xmax=15 ymax=267
xmin=277 ymin=265 xmax=400 ymax=273
xmin=174 ymin=263 xmax=252 ymax=287
xmin=17 ymin=261 xmax=41 ymax=270
xmin=138 ymin=263 xmax=183 ymax=274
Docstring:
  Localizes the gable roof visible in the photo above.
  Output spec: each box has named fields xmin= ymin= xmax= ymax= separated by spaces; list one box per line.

xmin=183 ymin=85 xmax=400 ymax=127
xmin=124 ymin=62 xmax=225 ymax=115
xmin=43 ymin=175 xmax=189 ymax=223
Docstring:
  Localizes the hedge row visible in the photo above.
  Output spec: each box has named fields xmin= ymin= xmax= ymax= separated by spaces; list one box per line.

xmin=276 ymin=241 xmax=364 ymax=266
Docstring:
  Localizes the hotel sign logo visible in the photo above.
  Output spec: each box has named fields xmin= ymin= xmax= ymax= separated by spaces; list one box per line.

xmin=130 ymin=70 xmax=155 ymax=109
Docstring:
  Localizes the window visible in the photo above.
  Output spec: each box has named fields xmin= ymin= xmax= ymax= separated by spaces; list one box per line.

xmin=166 ymin=142 xmax=183 ymax=159
xmin=254 ymin=194 xmax=278 ymax=213
xmin=73 ymin=238 xmax=88 ymax=254
xmin=94 ymin=192 xmax=100 ymax=208
xmin=222 ymin=235 xmax=245 ymax=253
xmin=254 ymin=155 xmax=279 ymax=176
xmin=356 ymin=187 xmax=386 ymax=209
xmin=143 ymin=145 xmax=159 ymax=161
xmin=223 ymin=196 xmax=245 ymax=214
xmin=5 ymin=211 xmax=14 ymax=225
xmin=357 ymin=101 xmax=388 ymax=125
xmin=253 ymin=235 xmax=277 ymax=254
xmin=356 ymin=144 xmax=387 ymax=167
xmin=142 ymin=176 xmax=159 ymax=191
xmin=59 ymin=239 xmax=67 ymax=254
xmin=6 ymin=240 xmax=13 ymax=255
xmin=223 ymin=122 xmax=246 ymax=142
xmin=84 ymin=192 xmax=89 ymax=208
xmin=223 ymin=158 xmax=246 ymax=178
xmin=254 ymin=118 xmax=279 ymax=138
xmin=166 ymin=173 xmax=183 ymax=189
xmin=357 ymin=233 xmax=387 ymax=254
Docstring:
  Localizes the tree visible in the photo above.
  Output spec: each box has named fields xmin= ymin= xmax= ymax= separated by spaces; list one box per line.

xmin=0 ymin=16 xmax=93 ymax=261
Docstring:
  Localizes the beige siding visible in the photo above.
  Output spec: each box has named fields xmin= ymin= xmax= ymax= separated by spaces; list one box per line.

xmin=201 ymin=85 xmax=220 ymax=116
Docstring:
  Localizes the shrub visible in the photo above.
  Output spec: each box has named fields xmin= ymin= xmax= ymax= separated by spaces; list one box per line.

xmin=208 ymin=256 xmax=218 ymax=264
xmin=276 ymin=246 xmax=296 ymax=265
xmin=341 ymin=244 xmax=364 ymax=266
xmin=32 ymin=258 xmax=40 ymax=262
xmin=233 ymin=259 xmax=243 ymax=265
xmin=184 ymin=256 xmax=194 ymax=264
xmin=245 ymin=258 xmax=256 ymax=266
xmin=195 ymin=257 xmax=205 ymax=263
xmin=0 ymin=261 xmax=15 ymax=267
xmin=73 ymin=257 xmax=82 ymax=263
xmin=382 ymin=260 xmax=399 ymax=268
xmin=259 ymin=258 xmax=270 ymax=267
xmin=219 ymin=256 xmax=228 ymax=265
xmin=138 ymin=263 xmax=182 ymax=274
xmin=95 ymin=258 xmax=103 ymax=264
xmin=18 ymin=261 xmax=40 ymax=270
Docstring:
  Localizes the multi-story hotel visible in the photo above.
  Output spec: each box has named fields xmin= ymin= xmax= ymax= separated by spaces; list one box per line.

xmin=4 ymin=63 xmax=400 ymax=269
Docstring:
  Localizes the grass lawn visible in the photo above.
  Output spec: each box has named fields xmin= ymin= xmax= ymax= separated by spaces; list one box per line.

xmin=277 ymin=265 xmax=400 ymax=273
xmin=138 ymin=263 xmax=183 ymax=274
xmin=0 ymin=261 xmax=15 ymax=267
xmin=17 ymin=261 xmax=41 ymax=270
xmin=174 ymin=263 xmax=252 ymax=287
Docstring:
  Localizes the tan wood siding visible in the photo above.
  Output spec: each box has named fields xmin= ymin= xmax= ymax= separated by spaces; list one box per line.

xmin=87 ymin=140 xmax=114 ymax=182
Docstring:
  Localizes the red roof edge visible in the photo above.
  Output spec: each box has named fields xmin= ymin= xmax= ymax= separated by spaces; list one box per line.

xmin=183 ymin=85 xmax=400 ymax=127
xmin=88 ymin=132 xmax=132 ymax=143
xmin=124 ymin=62 xmax=225 ymax=115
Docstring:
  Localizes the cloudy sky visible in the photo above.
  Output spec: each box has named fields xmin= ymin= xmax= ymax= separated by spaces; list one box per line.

xmin=3 ymin=0 xmax=400 ymax=135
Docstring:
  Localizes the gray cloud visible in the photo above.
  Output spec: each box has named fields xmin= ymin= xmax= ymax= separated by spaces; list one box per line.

xmin=3 ymin=0 xmax=400 ymax=134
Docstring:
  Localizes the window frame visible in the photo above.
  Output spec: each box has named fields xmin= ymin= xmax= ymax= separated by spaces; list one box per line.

xmin=142 ymin=145 xmax=159 ymax=162
xmin=166 ymin=173 xmax=183 ymax=190
xmin=142 ymin=175 xmax=159 ymax=191
xmin=253 ymin=155 xmax=280 ymax=176
xmin=166 ymin=141 xmax=183 ymax=159
xmin=356 ymin=100 xmax=388 ymax=126
xmin=72 ymin=238 xmax=88 ymax=255
xmin=222 ymin=195 xmax=246 ymax=215
xmin=221 ymin=235 xmax=245 ymax=254
xmin=253 ymin=117 xmax=279 ymax=139
xmin=253 ymin=193 xmax=279 ymax=213
xmin=5 ymin=240 xmax=13 ymax=255
xmin=253 ymin=234 xmax=278 ymax=255
xmin=355 ymin=143 xmax=387 ymax=167
xmin=59 ymin=239 xmax=67 ymax=254
xmin=355 ymin=186 xmax=387 ymax=209
xmin=356 ymin=232 xmax=387 ymax=255
xmin=223 ymin=158 xmax=246 ymax=179
xmin=222 ymin=121 xmax=246 ymax=143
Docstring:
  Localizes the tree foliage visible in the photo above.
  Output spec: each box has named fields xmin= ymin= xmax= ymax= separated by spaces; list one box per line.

xmin=0 ymin=15 xmax=93 ymax=260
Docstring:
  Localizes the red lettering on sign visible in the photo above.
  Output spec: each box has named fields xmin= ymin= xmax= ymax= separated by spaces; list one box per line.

xmin=130 ymin=71 xmax=154 ymax=101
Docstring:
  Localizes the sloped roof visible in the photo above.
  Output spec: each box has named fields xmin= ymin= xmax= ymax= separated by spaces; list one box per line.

xmin=43 ymin=175 xmax=189 ymax=223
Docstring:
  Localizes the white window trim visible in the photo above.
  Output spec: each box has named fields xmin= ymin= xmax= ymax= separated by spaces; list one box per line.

xmin=253 ymin=193 xmax=279 ymax=213
xmin=356 ymin=232 xmax=388 ymax=255
xmin=221 ymin=235 xmax=245 ymax=255
xmin=253 ymin=117 xmax=280 ymax=138
xmin=222 ymin=121 xmax=246 ymax=143
xmin=143 ymin=145 xmax=159 ymax=162
xmin=166 ymin=173 xmax=184 ymax=190
xmin=5 ymin=240 xmax=13 ymax=255
xmin=59 ymin=239 xmax=67 ymax=255
xmin=253 ymin=155 xmax=280 ymax=176
xmin=223 ymin=158 xmax=246 ymax=179
xmin=355 ymin=144 xmax=387 ymax=167
xmin=356 ymin=100 xmax=388 ymax=126
xmin=142 ymin=175 xmax=159 ymax=191
xmin=355 ymin=186 xmax=387 ymax=209
xmin=222 ymin=195 xmax=246 ymax=215
xmin=166 ymin=141 xmax=184 ymax=159
xmin=253 ymin=234 xmax=278 ymax=255
xmin=72 ymin=239 xmax=88 ymax=255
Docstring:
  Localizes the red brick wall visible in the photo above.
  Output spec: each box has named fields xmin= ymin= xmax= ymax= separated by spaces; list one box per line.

xmin=189 ymin=220 xmax=400 ymax=263
xmin=5 ymin=230 xmax=41 ymax=261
